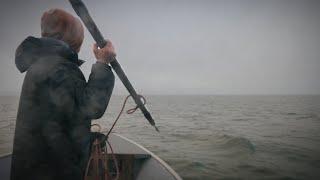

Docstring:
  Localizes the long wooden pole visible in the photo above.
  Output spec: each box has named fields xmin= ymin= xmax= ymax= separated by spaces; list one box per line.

xmin=69 ymin=0 xmax=159 ymax=132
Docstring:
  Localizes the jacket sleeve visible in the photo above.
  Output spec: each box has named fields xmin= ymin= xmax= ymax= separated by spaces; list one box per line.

xmin=48 ymin=62 xmax=115 ymax=120
xmin=76 ymin=62 xmax=115 ymax=119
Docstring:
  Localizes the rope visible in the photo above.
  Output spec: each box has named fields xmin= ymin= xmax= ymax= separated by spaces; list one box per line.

xmin=106 ymin=139 xmax=119 ymax=180
xmin=85 ymin=94 xmax=146 ymax=180
xmin=105 ymin=94 xmax=146 ymax=138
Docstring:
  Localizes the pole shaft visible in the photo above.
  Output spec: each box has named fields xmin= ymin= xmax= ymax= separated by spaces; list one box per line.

xmin=69 ymin=0 xmax=156 ymax=127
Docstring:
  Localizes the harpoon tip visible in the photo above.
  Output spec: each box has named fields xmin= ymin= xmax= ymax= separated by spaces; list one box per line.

xmin=154 ymin=126 xmax=160 ymax=132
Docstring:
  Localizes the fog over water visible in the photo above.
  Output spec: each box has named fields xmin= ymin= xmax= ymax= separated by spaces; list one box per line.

xmin=0 ymin=0 xmax=320 ymax=95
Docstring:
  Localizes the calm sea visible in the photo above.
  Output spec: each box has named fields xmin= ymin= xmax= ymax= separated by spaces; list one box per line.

xmin=1 ymin=95 xmax=320 ymax=179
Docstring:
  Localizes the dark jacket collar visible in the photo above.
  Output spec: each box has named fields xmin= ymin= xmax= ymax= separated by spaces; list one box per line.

xmin=15 ymin=36 xmax=84 ymax=73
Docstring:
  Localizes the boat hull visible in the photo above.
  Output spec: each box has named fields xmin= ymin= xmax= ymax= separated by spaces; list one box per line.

xmin=0 ymin=133 xmax=182 ymax=180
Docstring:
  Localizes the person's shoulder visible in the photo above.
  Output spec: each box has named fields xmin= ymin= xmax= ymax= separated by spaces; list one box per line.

xmin=49 ymin=59 xmax=86 ymax=83
xmin=24 ymin=57 xmax=58 ymax=83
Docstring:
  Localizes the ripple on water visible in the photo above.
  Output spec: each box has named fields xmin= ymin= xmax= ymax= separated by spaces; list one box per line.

xmin=210 ymin=134 xmax=256 ymax=153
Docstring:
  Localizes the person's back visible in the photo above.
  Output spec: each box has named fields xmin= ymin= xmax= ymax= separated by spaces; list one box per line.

xmin=11 ymin=9 xmax=116 ymax=180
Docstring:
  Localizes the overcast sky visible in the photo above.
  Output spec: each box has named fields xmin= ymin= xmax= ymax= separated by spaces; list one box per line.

xmin=0 ymin=0 xmax=319 ymax=95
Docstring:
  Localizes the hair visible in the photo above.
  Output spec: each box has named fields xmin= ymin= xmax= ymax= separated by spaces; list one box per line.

xmin=41 ymin=8 xmax=84 ymax=52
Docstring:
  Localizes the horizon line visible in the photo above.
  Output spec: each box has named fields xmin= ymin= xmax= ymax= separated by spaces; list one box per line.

xmin=1 ymin=93 xmax=319 ymax=97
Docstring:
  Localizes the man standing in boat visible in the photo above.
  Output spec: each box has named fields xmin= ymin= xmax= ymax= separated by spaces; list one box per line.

xmin=11 ymin=9 xmax=116 ymax=180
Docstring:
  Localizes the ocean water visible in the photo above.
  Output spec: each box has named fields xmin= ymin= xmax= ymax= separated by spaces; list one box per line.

xmin=1 ymin=95 xmax=320 ymax=179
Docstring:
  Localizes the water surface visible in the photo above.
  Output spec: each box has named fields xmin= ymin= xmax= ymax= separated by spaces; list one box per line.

xmin=1 ymin=95 xmax=320 ymax=179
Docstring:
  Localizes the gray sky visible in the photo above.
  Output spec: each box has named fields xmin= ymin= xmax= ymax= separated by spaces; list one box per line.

xmin=0 ymin=0 xmax=319 ymax=95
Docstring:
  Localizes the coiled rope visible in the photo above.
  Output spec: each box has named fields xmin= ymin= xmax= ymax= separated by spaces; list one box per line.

xmin=84 ymin=95 xmax=146 ymax=180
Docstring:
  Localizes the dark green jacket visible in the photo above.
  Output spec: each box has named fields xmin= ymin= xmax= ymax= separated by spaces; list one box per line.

xmin=11 ymin=36 xmax=114 ymax=180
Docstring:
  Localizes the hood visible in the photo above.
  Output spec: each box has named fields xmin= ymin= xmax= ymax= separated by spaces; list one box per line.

xmin=15 ymin=36 xmax=85 ymax=73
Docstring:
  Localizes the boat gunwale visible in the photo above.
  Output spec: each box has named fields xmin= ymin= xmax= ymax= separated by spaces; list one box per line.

xmin=114 ymin=133 xmax=183 ymax=180
xmin=0 ymin=153 xmax=11 ymax=158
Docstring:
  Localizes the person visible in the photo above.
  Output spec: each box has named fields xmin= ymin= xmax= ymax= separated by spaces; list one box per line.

xmin=10 ymin=9 xmax=116 ymax=180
